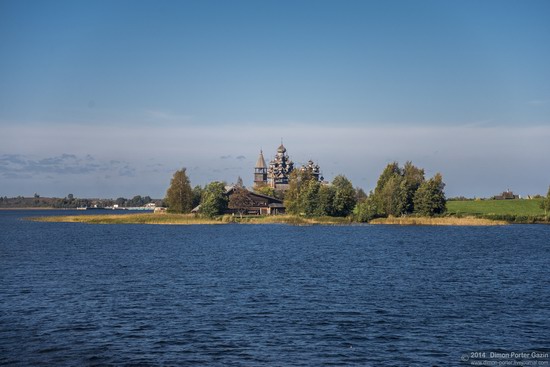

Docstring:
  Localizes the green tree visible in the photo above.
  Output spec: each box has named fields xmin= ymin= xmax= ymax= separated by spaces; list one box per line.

xmin=317 ymin=185 xmax=336 ymax=216
xmin=228 ymin=187 xmax=254 ymax=218
xmin=332 ymin=175 xmax=356 ymax=217
xmin=254 ymin=185 xmax=276 ymax=198
xmin=165 ymin=168 xmax=193 ymax=213
xmin=379 ymin=174 xmax=407 ymax=216
xmin=131 ymin=195 xmax=152 ymax=206
xmin=402 ymin=161 xmax=425 ymax=213
xmin=374 ymin=162 xmax=401 ymax=195
xmin=541 ymin=186 xmax=550 ymax=219
xmin=200 ymin=181 xmax=228 ymax=217
xmin=192 ymin=185 xmax=203 ymax=208
xmin=372 ymin=162 xmax=402 ymax=216
xmin=115 ymin=197 xmax=127 ymax=207
xmin=284 ymin=171 xmax=301 ymax=215
xmin=284 ymin=170 xmax=315 ymax=215
xmin=371 ymin=161 xmax=427 ymax=217
xmin=127 ymin=195 xmax=145 ymax=207
xmin=301 ymin=179 xmax=321 ymax=216
xmin=413 ymin=173 xmax=447 ymax=216
xmin=354 ymin=193 xmax=378 ymax=222
xmin=355 ymin=187 xmax=368 ymax=203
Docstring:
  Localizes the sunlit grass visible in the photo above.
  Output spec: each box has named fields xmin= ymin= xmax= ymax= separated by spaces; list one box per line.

xmin=29 ymin=209 xmax=548 ymax=226
xmin=446 ymin=199 xmax=549 ymax=223
xmin=29 ymin=213 xmax=353 ymax=226
xmin=447 ymin=199 xmax=544 ymax=216
xmin=237 ymin=215 xmax=353 ymax=225
xmin=370 ymin=216 xmax=508 ymax=226
xmin=29 ymin=213 xmax=224 ymax=225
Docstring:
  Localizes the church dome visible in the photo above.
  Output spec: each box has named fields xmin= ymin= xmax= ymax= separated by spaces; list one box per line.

xmin=277 ymin=144 xmax=286 ymax=153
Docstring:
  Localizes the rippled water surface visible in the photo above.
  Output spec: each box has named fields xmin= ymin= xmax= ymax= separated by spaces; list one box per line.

xmin=1 ymin=210 xmax=549 ymax=366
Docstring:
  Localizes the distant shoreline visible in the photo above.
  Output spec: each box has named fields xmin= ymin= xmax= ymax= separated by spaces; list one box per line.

xmin=26 ymin=213 xmax=516 ymax=226
xmin=0 ymin=207 xmax=58 ymax=211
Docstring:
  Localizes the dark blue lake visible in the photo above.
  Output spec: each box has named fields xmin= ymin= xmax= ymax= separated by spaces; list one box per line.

xmin=1 ymin=210 xmax=549 ymax=366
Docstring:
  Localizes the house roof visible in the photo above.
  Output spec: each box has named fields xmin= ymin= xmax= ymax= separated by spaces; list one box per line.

xmin=245 ymin=189 xmax=283 ymax=203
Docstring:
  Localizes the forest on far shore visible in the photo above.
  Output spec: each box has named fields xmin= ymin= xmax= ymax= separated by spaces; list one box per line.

xmin=0 ymin=194 xmax=160 ymax=209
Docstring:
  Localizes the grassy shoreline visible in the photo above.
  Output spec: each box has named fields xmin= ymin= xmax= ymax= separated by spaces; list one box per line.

xmin=29 ymin=213 xmax=224 ymax=225
xmin=27 ymin=213 xmax=518 ymax=226
xmin=20 ymin=198 xmax=550 ymax=226
xmin=28 ymin=213 xmax=354 ymax=226
xmin=370 ymin=216 xmax=508 ymax=226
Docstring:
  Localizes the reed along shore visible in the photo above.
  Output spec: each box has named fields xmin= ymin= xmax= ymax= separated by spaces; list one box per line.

xmin=29 ymin=213 xmax=508 ymax=226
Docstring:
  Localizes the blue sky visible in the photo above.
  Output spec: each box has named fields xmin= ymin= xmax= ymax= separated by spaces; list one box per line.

xmin=1 ymin=0 xmax=549 ymax=198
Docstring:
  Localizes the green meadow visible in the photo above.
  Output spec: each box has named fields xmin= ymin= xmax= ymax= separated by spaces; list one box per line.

xmin=446 ymin=199 xmax=546 ymax=220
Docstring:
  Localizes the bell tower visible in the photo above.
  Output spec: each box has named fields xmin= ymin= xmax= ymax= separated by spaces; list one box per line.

xmin=254 ymin=150 xmax=268 ymax=187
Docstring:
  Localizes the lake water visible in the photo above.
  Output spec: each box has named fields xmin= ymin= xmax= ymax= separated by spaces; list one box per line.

xmin=1 ymin=210 xmax=549 ymax=366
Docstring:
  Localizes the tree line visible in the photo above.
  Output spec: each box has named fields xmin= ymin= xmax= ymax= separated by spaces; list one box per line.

xmin=284 ymin=170 xmax=357 ymax=217
xmin=0 ymin=194 xmax=157 ymax=209
xmin=164 ymin=161 xmax=448 ymax=221
xmin=165 ymin=168 xmax=228 ymax=217
xmin=354 ymin=162 xmax=446 ymax=221
xmin=542 ymin=186 xmax=550 ymax=219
